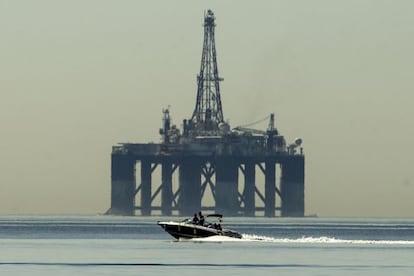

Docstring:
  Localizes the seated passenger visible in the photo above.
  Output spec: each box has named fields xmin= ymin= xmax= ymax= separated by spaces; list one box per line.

xmin=198 ymin=211 xmax=205 ymax=226
xmin=192 ymin=213 xmax=199 ymax=224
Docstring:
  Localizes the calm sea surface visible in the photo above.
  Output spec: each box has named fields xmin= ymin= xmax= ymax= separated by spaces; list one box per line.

xmin=1 ymin=216 xmax=413 ymax=275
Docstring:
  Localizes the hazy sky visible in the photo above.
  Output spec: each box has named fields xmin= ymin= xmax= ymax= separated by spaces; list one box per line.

xmin=1 ymin=1 xmax=414 ymax=217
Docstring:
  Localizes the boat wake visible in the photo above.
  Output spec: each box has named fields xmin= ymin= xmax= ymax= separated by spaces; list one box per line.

xmin=181 ymin=234 xmax=414 ymax=245
xmin=241 ymin=234 xmax=414 ymax=245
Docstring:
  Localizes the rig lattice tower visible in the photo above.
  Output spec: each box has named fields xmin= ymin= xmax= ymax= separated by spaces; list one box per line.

xmin=190 ymin=10 xmax=224 ymax=134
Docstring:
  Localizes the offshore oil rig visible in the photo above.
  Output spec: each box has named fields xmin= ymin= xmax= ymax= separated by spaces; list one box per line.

xmin=107 ymin=10 xmax=305 ymax=217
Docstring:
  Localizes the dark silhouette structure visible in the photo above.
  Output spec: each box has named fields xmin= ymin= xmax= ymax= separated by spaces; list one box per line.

xmin=107 ymin=10 xmax=305 ymax=217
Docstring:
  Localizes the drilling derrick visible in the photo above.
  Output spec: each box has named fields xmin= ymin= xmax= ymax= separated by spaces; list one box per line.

xmin=108 ymin=10 xmax=305 ymax=217
xmin=189 ymin=10 xmax=224 ymax=135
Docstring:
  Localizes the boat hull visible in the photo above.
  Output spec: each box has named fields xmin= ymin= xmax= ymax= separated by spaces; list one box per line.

xmin=157 ymin=221 xmax=242 ymax=239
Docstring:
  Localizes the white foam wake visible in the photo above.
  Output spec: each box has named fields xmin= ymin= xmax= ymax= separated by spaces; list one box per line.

xmin=241 ymin=234 xmax=414 ymax=245
xmin=181 ymin=234 xmax=414 ymax=245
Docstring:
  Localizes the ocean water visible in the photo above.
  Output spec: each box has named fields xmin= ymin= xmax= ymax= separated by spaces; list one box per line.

xmin=1 ymin=216 xmax=413 ymax=275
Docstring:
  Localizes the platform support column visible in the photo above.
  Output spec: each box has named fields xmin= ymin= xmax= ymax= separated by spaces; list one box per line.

xmin=161 ymin=159 xmax=173 ymax=216
xmin=178 ymin=158 xmax=202 ymax=216
xmin=264 ymin=159 xmax=276 ymax=217
xmin=215 ymin=157 xmax=239 ymax=216
xmin=281 ymin=156 xmax=305 ymax=217
xmin=140 ymin=160 xmax=152 ymax=216
xmin=243 ymin=162 xmax=256 ymax=216
xmin=109 ymin=153 xmax=136 ymax=216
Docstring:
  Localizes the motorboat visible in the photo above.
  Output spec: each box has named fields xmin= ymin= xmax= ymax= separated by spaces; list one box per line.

xmin=157 ymin=214 xmax=242 ymax=239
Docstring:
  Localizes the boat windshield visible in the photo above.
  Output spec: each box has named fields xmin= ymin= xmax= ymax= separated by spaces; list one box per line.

xmin=182 ymin=213 xmax=224 ymax=225
xmin=205 ymin=216 xmax=222 ymax=224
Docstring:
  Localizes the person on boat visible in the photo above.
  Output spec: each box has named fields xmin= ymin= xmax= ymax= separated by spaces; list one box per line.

xmin=198 ymin=211 xmax=205 ymax=226
xmin=192 ymin=213 xmax=199 ymax=224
